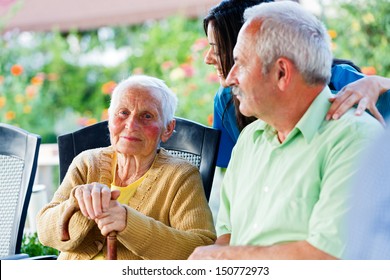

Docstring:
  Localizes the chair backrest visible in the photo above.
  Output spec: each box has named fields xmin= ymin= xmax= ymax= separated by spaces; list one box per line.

xmin=0 ymin=123 xmax=41 ymax=258
xmin=57 ymin=117 xmax=220 ymax=201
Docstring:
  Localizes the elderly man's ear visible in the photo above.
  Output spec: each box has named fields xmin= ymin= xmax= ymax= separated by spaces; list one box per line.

xmin=161 ymin=119 xmax=176 ymax=142
xmin=275 ymin=57 xmax=293 ymax=91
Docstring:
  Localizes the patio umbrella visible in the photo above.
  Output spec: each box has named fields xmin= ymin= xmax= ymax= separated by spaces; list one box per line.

xmin=0 ymin=0 xmax=219 ymax=32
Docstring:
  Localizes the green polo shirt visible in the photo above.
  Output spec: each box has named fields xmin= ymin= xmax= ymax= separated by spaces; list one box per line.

xmin=216 ymin=86 xmax=383 ymax=258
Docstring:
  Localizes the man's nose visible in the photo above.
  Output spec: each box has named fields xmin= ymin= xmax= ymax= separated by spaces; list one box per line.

xmin=225 ymin=65 xmax=238 ymax=87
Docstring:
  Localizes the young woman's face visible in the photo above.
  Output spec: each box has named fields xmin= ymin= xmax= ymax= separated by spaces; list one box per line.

xmin=204 ymin=22 xmax=228 ymax=87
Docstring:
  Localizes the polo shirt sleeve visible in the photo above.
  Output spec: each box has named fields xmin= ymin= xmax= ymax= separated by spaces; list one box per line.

xmin=307 ymin=117 xmax=383 ymax=258
xmin=215 ymin=178 xmax=232 ymax=237
xmin=215 ymin=139 xmax=243 ymax=237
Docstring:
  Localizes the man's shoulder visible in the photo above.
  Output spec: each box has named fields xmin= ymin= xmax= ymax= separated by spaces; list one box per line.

xmin=323 ymin=110 xmax=383 ymax=140
xmin=337 ymin=109 xmax=381 ymax=128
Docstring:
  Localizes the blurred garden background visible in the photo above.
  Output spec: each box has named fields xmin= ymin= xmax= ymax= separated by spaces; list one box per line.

xmin=1 ymin=0 xmax=389 ymax=254
xmin=1 ymin=0 xmax=389 ymax=143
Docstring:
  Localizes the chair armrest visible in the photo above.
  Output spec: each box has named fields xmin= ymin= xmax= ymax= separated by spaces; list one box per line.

xmin=27 ymin=255 xmax=58 ymax=260
xmin=0 ymin=254 xmax=58 ymax=260
xmin=0 ymin=253 xmax=30 ymax=260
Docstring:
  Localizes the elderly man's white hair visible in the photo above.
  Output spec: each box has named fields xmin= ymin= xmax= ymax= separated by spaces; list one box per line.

xmin=108 ymin=75 xmax=178 ymax=126
xmin=243 ymin=1 xmax=332 ymax=85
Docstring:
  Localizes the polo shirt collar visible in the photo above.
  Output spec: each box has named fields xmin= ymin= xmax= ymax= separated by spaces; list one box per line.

xmin=295 ymin=86 xmax=332 ymax=143
xmin=252 ymin=86 xmax=332 ymax=144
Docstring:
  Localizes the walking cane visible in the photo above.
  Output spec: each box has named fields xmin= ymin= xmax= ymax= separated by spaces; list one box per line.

xmin=60 ymin=205 xmax=117 ymax=260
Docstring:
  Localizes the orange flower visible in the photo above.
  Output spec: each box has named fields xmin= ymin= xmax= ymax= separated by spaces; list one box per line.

xmin=86 ymin=118 xmax=97 ymax=126
xmin=101 ymin=109 xmax=109 ymax=121
xmin=361 ymin=66 xmax=377 ymax=75
xmin=0 ymin=75 xmax=4 ymax=85
xmin=10 ymin=64 xmax=24 ymax=76
xmin=207 ymin=113 xmax=213 ymax=126
xmin=5 ymin=111 xmax=16 ymax=120
xmin=101 ymin=81 xmax=117 ymax=95
xmin=0 ymin=96 xmax=6 ymax=108
xmin=185 ymin=55 xmax=194 ymax=64
xmin=31 ymin=75 xmax=44 ymax=86
xmin=328 ymin=30 xmax=337 ymax=39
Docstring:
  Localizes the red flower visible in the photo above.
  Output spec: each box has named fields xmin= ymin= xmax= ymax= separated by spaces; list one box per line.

xmin=180 ymin=63 xmax=194 ymax=78
xmin=206 ymin=72 xmax=219 ymax=83
xmin=192 ymin=38 xmax=209 ymax=52
xmin=161 ymin=61 xmax=174 ymax=70
xmin=207 ymin=114 xmax=213 ymax=126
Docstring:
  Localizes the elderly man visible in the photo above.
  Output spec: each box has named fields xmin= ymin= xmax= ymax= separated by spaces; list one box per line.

xmin=189 ymin=1 xmax=382 ymax=259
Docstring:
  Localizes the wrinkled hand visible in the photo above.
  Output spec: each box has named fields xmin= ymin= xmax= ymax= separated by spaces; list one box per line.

xmin=94 ymin=199 xmax=126 ymax=236
xmin=74 ymin=183 xmax=126 ymax=236
xmin=326 ymin=77 xmax=385 ymax=126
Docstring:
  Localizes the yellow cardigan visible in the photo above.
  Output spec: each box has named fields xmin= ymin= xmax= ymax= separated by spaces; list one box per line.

xmin=36 ymin=147 xmax=216 ymax=260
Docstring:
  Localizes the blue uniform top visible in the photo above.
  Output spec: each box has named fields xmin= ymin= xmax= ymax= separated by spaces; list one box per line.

xmin=213 ymin=64 xmax=390 ymax=168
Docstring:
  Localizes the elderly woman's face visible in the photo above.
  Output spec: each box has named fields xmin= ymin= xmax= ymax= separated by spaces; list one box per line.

xmin=109 ymin=87 xmax=169 ymax=157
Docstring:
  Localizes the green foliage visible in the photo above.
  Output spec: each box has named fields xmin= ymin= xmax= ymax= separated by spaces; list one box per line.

xmin=21 ymin=232 xmax=59 ymax=257
xmin=0 ymin=16 xmax=218 ymax=142
xmin=325 ymin=0 xmax=390 ymax=77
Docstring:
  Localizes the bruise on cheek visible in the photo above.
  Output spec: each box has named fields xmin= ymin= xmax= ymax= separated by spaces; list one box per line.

xmin=143 ymin=123 xmax=163 ymax=140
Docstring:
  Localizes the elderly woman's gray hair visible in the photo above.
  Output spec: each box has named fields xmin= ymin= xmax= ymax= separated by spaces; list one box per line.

xmin=108 ymin=75 xmax=178 ymax=126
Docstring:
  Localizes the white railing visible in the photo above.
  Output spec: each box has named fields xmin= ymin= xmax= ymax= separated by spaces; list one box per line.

xmin=26 ymin=144 xmax=59 ymax=233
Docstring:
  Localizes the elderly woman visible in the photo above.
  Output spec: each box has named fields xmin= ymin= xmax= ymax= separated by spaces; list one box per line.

xmin=36 ymin=75 xmax=216 ymax=260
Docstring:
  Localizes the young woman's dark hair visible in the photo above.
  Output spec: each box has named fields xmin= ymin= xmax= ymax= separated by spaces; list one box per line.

xmin=203 ymin=0 xmax=273 ymax=131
